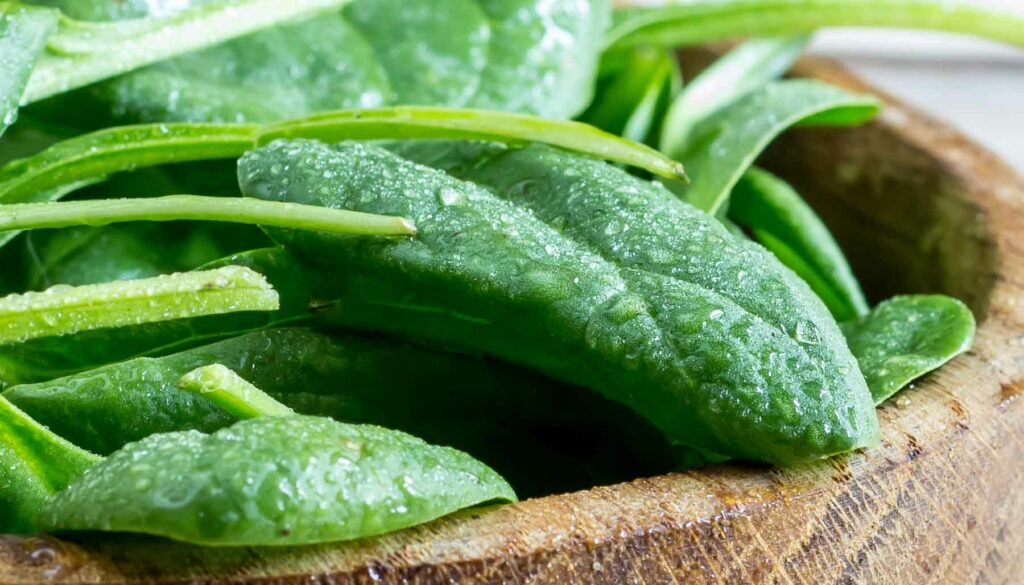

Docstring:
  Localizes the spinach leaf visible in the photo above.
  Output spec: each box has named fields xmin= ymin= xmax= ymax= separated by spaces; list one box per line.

xmin=41 ymin=0 xmax=610 ymax=125
xmin=240 ymin=139 xmax=878 ymax=465
xmin=607 ymin=0 xmax=1024 ymax=50
xmin=342 ymin=0 xmax=488 ymax=108
xmin=0 ymin=265 xmax=277 ymax=344
xmin=0 ymin=4 xmax=58 ymax=138
xmin=581 ymin=47 xmax=680 ymax=144
xmin=4 ymin=326 xmax=677 ymax=497
xmin=730 ymin=167 xmax=868 ymax=322
xmin=467 ymin=0 xmax=609 ymax=118
xmin=40 ymin=415 xmax=516 ymax=546
xmin=0 ymin=395 xmax=100 ymax=533
xmin=842 ymin=295 xmax=976 ymax=405
xmin=679 ymin=79 xmax=880 ymax=214
xmin=19 ymin=0 xmax=354 ymax=106
xmin=6 ymin=223 xmax=257 ymax=293
xmin=659 ymin=35 xmax=810 ymax=158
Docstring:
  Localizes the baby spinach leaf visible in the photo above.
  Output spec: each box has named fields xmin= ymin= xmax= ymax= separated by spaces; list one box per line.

xmin=0 ymin=4 xmax=58 ymax=138
xmin=842 ymin=295 xmax=976 ymax=405
xmin=0 ymin=394 xmax=100 ymax=533
xmin=179 ymin=363 xmax=295 ymax=419
xmin=0 ymin=265 xmax=277 ymax=345
xmin=2 ymin=328 xmax=312 ymax=453
xmin=730 ymin=167 xmax=868 ymax=321
xmin=20 ymin=0 xmax=354 ymax=105
xmin=0 ymin=194 xmax=417 ymax=237
xmin=4 ymin=326 xmax=678 ymax=497
xmin=607 ymin=0 xmax=1024 ymax=50
xmin=240 ymin=139 xmax=878 ymax=465
xmin=466 ymin=0 xmax=610 ymax=119
xmin=6 ymin=222 xmax=261 ymax=293
xmin=45 ymin=0 xmax=609 ymax=125
xmin=581 ymin=47 xmax=680 ymax=144
xmin=40 ymin=415 xmax=516 ymax=545
xmin=679 ymin=79 xmax=880 ymax=214
xmin=342 ymin=0 xmax=488 ymax=108
xmin=659 ymin=35 xmax=810 ymax=159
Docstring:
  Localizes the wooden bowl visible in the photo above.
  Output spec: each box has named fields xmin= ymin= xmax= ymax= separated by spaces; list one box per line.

xmin=3 ymin=58 xmax=1023 ymax=584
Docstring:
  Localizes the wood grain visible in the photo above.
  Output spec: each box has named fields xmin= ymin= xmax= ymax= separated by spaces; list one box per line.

xmin=3 ymin=59 xmax=1024 ymax=585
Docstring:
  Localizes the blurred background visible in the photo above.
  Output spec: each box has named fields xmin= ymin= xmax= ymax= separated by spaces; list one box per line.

xmin=809 ymin=30 xmax=1024 ymax=171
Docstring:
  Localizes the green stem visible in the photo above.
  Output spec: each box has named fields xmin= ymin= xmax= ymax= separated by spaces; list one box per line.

xmin=0 ymin=123 xmax=258 ymax=205
xmin=179 ymin=364 xmax=295 ymax=419
xmin=259 ymin=106 xmax=688 ymax=180
xmin=608 ymin=0 xmax=1024 ymax=50
xmin=0 ymin=266 xmax=278 ymax=345
xmin=0 ymin=195 xmax=417 ymax=237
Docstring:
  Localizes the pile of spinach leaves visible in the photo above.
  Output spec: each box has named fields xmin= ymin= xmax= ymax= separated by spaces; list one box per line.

xmin=0 ymin=0 xmax=1011 ymax=547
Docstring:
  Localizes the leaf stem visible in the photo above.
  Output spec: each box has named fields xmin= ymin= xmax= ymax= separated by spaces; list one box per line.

xmin=607 ymin=0 xmax=1024 ymax=50
xmin=0 ymin=266 xmax=279 ymax=345
xmin=259 ymin=106 xmax=688 ymax=180
xmin=0 ymin=195 xmax=417 ymax=237
xmin=179 ymin=364 xmax=295 ymax=419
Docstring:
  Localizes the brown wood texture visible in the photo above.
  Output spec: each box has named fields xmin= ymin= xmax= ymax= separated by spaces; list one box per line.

xmin=3 ymin=59 xmax=1024 ymax=585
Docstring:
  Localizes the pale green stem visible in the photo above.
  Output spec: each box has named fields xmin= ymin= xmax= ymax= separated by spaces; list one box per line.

xmin=259 ymin=106 xmax=688 ymax=180
xmin=179 ymin=364 xmax=295 ymax=419
xmin=0 ymin=266 xmax=279 ymax=345
xmin=0 ymin=195 xmax=417 ymax=237
xmin=608 ymin=0 xmax=1024 ymax=50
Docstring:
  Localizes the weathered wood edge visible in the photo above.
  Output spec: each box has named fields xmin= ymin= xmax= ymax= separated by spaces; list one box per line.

xmin=3 ymin=59 xmax=1024 ymax=585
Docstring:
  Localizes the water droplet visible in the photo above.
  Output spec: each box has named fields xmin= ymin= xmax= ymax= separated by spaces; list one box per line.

xmin=794 ymin=320 xmax=821 ymax=345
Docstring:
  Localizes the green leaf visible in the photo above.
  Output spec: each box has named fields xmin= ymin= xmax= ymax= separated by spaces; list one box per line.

xmin=730 ymin=167 xmax=868 ymax=321
xmin=240 ymin=139 xmax=878 ymax=465
xmin=0 ymin=394 xmax=100 ymax=533
xmin=44 ymin=0 xmax=610 ymax=124
xmin=4 ymin=222 xmax=264 ymax=293
xmin=0 ymin=194 xmax=417 ymax=237
xmin=660 ymin=35 xmax=810 ymax=159
xmin=842 ymin=295 xmax=976 ymax=405
xmin=607 ymin=0 xmax=1024 ymax=50
xmin=260 ymin=107 xmax=686 ymax=180
xmin=679 ymin=79 xmax=880 ymax=214
xmin=0 ymin=4 xmax=58 ymax=138
xmin=21 ymin=0 xmax=354 ymax=105
xmin=3 ymin=326 xmax=678 ymax=496
xmin=178 ymin=364 xmax=295 ymax=419
xmin=467 ymin=0 xmax=610 ymax=119
xmin=0 ymin=265 xmax=278 ymax=345
xmin=581 ymin=47 xmax=679 ymax=144
xmin=40 ymin=415 xmax=516 ymax=545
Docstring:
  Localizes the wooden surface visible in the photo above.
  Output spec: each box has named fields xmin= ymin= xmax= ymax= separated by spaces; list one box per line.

xmin=3 ymin=60 xmax=1024 ymax=584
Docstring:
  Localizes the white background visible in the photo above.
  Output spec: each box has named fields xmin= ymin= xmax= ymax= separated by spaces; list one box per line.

xmin=809 ymin=30 xmax=1024 ymax=172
